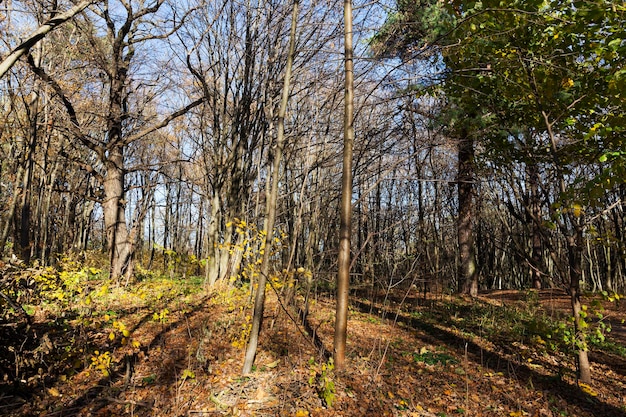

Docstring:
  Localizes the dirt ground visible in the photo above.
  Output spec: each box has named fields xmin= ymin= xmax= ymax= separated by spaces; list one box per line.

xmin=2 ymin=286 xmax=625 ymax=417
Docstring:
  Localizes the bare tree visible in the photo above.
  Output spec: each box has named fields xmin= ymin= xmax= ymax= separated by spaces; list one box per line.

xmin=25 ymin=0 xmax=202 ymax=280
xmin=333 ymin=0 xmax=354 ymax=371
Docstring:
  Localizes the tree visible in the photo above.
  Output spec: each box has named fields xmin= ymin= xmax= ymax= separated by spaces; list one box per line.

xmin=371 ymin=0 xmax=482 ymax=296
xmin=334 ymin=0 xmax=354 ymax=371
xmin=438 ymin=0 xmax=626 ymax=383
xmin=242 ymin=0 xmax=299 ymax=374
xmin=374 ymin=0 xmax=626 ymax=382
xmin=26 ymin=0 xmax=203 ymax=280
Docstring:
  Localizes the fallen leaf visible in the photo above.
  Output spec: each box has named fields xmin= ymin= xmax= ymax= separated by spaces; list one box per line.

xmin=48 ymin=387 xmax=61 ymax=397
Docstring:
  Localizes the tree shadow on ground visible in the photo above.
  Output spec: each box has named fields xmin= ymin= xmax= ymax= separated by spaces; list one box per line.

xmin=27 ymin=294 xmax=216 ymax=417
xmin=352 ymin=298 xmax=626 ymax=417
xmin=0 ymin=309 xmax=91 ymax=403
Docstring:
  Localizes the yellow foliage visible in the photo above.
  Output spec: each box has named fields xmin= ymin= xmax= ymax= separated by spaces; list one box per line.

xmin=153 ymin=308 xmax=170 ymax=324
xmin=90 ymin=351 xmax=112 ymax=377
xmin=578 ymin=382 xmax=598 ymax=397
xmin=571 ymin=203 xmax=583 ymax=218
xmin=180 ymin=369 xmax=196 ymax=381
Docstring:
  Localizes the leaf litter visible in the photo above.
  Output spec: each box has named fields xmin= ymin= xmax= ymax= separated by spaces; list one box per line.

xmin=1 ymin=281 xmax=625 ymax=417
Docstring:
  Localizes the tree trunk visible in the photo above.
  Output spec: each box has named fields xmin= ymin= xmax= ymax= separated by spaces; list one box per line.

xmin=206 ymin=192 xmax=221 ymax=286
xmin=457 ymin=135 xmax=477 ymax=296
xmin=242 ymin=0 xmax=298 ymax=374
xmin=103 ymin=147 xmax=132 ymax=281
xmin=567 ymin=219 xmax=591 ymax=383
xmin=528 ymin=162 xmax=543 ymax=289
xmin=542 ymin=109 xmax=592 ymax=383
xmin=334 ymin=0 xmax=354 ymax=371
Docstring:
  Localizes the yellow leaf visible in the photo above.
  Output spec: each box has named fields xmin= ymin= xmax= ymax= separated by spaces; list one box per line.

xmin=295 ymin=410 xmax=309 ymax=417
xmin=48 ymin=387 xmax=61 ymax=397
xmin=109 ymin=332 xmax=115 ymax=341
xmin=265 ymin=359 xmax=280 ymax=369
xmin=122 ymin=329 xmax=130 ymax=337
xmin=578 ymin=382 xmax=598 ymax=397
xmin=180 ymin=369 xmax=196 ymax=380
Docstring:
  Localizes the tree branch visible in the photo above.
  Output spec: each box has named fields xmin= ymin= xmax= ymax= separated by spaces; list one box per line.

xmin=0 ymin=0 xmax=97 ymax=79
xmin=26 ymin=54 xmax=103 ymax=156
xmin=122 ymin=98 xmax=204 ymax=146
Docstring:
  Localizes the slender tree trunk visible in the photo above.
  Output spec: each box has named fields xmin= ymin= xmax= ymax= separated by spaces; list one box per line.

xmin=206 ymin=192 xmax=221 ymax=286
xmin=242 ymin=0 xmax=298 ymax=374
xmin=567 ymin=219 xmax=591 ymax=383
xmin=17 ymin=89 xmax=40 ymax=262
xmin=334 ymin=0 xmax=354 ymax=371
xmin=542 ymin=109 xmax=591 ymax=383
xmin=528 ymin=162 xmax=543 ymax=289
xmin=39 ymin=156 xmax=59 ymax=264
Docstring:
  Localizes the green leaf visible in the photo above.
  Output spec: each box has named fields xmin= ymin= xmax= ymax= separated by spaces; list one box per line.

xmin=608 ymin=38 xmax=622 ymax=50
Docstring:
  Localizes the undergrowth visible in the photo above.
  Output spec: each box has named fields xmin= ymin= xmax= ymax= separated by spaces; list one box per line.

xmin=0 ymin=253 xmax=206 ymax=394
xmin=417 ymin=290 xmax=625 ymax=360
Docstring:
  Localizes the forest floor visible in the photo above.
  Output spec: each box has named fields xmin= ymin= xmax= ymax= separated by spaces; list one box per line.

xmin=1 ymin=269 xmax=626 ymax=417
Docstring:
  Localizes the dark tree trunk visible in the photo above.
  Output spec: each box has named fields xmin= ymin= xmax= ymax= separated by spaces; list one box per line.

xmin=334 ymin=0 xmax=354 ymax=371
xmin=528 ymin=162 xmax=543 ymax=290
xmin=457 ymin=135 xmax=477 ymax=296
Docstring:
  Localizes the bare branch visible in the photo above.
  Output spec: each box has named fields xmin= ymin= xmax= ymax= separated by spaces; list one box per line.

xmin=0 ymin=0 xmax=97 ymax=79
xmin=122 ymin=98 xmax=204 ymax=146
xmin=26 ymin=54 xmax=103 ymax=156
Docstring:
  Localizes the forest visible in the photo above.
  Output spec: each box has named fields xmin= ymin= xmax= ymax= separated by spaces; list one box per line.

xmin=0 ymin=0 xmax=625 ymax=416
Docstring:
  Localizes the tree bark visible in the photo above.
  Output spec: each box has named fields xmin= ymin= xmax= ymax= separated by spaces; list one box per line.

xmin=457 ymin=135 xmax=477 ymax=296
xmin=528 ymin=162 xmax=543 ymax=289
xmin=334 ymin=0 xmax=354 ymax=371
xmin=567 ymin=220 xmax=591 ymax=383
xmin=103 ymin=147 xmax=132 ymax=281
xmin=542 ymin=109 xmax=591 ymax=383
